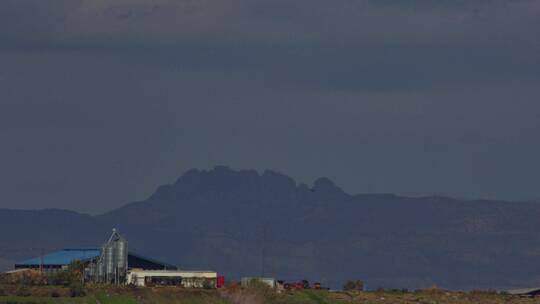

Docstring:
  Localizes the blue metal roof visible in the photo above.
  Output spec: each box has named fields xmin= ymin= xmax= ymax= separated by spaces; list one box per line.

xmin=16 ymin=248 xmax=101 ymax=266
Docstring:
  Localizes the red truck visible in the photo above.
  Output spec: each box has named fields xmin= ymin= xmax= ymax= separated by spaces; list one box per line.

xmin=216 ymin=275 xmax=225 ymax=288
xmin=283 ymin=280 xmax=310 ymax=290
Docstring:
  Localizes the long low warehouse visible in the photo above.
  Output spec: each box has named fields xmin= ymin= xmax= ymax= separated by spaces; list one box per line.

xmin=127 ymin=270 xmax=224 ymax=288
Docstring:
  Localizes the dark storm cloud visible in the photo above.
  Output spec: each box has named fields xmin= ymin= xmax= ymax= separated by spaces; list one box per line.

xmin=3 ymin=0 xmax=537 ymax=91
xmin=1 ymin=0 xmax=540 ymax=213
xmin=1 ymin=0 xmax=539 ymax=47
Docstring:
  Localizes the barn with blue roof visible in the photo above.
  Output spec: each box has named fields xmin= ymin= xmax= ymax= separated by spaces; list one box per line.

xmin=15 ymin=248 xmax=101 ymax=272
xmin=14 ymin=230 xmax=177 ymax=278
xmin=11 ymin=229 xmax=222 ymax=288
xmin=15 ymin=248 xmax=176 ymax=274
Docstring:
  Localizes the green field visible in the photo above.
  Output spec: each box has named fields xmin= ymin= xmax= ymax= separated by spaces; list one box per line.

xmin=1 ymin=286 xmax=540 ymax=304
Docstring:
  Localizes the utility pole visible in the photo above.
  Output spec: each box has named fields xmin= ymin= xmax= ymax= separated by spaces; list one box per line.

xmin=260 ymin=223 xmax=267 ymax=277
xmin=39 ymin=248 xmax=44 ymax=274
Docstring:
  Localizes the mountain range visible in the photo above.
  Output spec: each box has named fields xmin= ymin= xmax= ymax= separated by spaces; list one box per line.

xmin=1 ymin=166 xmax=540 ymax=290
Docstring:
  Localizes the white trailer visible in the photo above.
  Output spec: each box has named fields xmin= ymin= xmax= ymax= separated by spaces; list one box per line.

xmin=127 ymin=270 xmax=217 ymax=288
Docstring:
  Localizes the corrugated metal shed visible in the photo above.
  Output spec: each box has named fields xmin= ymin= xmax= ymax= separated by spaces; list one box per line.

xmin=15 ymin=248 xmax=100 ymax=267
xmin=15 ymin=249 xmax=177 ymax=271
xmin=128 ymin=253 xmax=177 ymax=270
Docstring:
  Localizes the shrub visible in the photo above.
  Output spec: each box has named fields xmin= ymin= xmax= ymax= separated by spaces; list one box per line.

xmin=14 ymin=286 xmax=31 ymax=297
xmin=3 ymin=270 xmax=47 ymax=286
xmin=69 ymin=283 xmax=86 ymax=297
xmin=49 ymin=261 xmax=85 ymax=286
xmin=376 ymin=288 xmax=409 ymax=294
xmin=343 ymin=280 xmax=364 ymax=291
xmin=224 ymin=280 xmax=240 ymax=293
xmin=244 ymin=279 xmax=276 ymax=301
xmin=48 ymin=270 xmax=73 ymax=286
xmin=469 ymin=289 xmax=498 ymax=295
xmin=50 ymin=289 xmax=61 ymax=297
xmin=416 ymin=285 xmax=448 ymax=295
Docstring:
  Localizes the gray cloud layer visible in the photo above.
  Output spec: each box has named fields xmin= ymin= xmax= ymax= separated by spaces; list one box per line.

xmin=1 ymin=0 xmax=539 ymax=213
xmin=2 ymin=1 xmax=539 ymax=46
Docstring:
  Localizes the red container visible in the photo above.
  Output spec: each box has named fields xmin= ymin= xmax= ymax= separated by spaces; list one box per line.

xmin=216 ymin=275 xmax=225 ymax=288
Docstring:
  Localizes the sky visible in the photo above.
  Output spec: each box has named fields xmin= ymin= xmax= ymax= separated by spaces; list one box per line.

xmin=1 ymin=0 xmax=540 ymax=214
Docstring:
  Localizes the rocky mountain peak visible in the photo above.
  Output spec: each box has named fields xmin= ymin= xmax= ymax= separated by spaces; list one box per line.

xmin=312 ymin=177 xmax=345 ymax=195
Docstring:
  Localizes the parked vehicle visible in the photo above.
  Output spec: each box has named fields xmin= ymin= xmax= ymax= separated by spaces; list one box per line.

xmin=283 ymin=280 xmax=309 ymax=290
xmin=216 ymin=275 xmax=225 ymax=288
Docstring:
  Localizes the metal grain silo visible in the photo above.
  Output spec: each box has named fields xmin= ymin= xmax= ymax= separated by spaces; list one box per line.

xmin=104 ymin=243 xmax=115 ymax=281
xmin=95 ymin=228 xmax=129 ymax=284
xmin=97 ymin=257 xmax=105 ymax=281
xmin=115 ymin=234 xmax=128 ymax=272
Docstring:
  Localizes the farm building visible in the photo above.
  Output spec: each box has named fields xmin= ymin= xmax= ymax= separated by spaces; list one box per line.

xmin=12 ymin=229 xmax=222 ymax=288
xmin=14 ymin=248 xmax=176 ymax=274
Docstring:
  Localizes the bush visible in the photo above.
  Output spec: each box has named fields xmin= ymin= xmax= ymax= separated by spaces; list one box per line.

xmin=343 ymin=280 xmax=364 ymax=291
xmin=378 ymin=288 xmax=409 ymax=294
xmin=244 ymin=279 xmax=276 ymax=300
xmin=14 ymin=286 xmax=31 ymax=297
xmin=221 ymin=280 xmax=274 ymax=304
xmin=224 ymin=280 xmax=240 ymax=293
xmin=50 ymin=289 xmax=61 ymax=297
xmin=49 ymin=261 xmax=85 ymax=286
xmin=69 ymin=283 xmax=86 ymax=297
xmin=48 ymin=271 xmax=72 ymax=286
xmin=469 ymin=289 xmax=498 ymax=295
xmin=416 ymin=286 xmax=448 ymax=295
xmin=3 ymin=270 xmax=47 ymax=286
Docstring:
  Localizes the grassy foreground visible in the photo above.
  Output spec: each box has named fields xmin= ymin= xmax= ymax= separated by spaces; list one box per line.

xmin=1 ymin=285 xmax=540 ymax=304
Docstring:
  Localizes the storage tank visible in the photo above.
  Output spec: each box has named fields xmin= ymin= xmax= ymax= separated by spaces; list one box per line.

xmin=104 ymin=244 xmax=115 ymax=281
xmin=115 ymin=236 xmax=128 ymax=271
xmin=97 ymin=258 xmax=105 ymax=281
xmin=96 ymin=228 xmax=129 ymax=284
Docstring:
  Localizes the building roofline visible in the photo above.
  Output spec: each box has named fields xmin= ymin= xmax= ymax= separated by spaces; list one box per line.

xmin=127 ymin=252 xmax=177 ymax=269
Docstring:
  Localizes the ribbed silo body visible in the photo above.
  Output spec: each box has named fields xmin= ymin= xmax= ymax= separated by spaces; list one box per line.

xmin=104 ymin=244 xmax=115 ymax=281
xmin=115 ymin=237 xmax=128 ymax=273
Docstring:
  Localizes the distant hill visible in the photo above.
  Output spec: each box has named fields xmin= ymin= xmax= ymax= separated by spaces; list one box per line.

xmin=1 ymin=166 xmax=540 ymax=290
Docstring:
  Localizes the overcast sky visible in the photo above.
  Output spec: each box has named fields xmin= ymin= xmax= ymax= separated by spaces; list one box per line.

xmin=1 ymin=0 xmax=540 ymax=214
